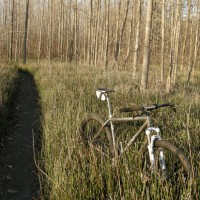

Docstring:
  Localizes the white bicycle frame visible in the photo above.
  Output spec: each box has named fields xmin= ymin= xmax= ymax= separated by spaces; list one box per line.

xmin=96 ymin=89 xmax=166 ymax=171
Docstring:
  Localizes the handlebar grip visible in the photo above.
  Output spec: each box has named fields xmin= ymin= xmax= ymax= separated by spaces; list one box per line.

xmin=157 ymin=103 xmax=176 ymax=111
xmin=157 ymin=103 xmax=175 ymax=108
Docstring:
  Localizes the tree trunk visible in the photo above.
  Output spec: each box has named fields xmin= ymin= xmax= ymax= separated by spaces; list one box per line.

xmin=160 ymin=0 xmax=165 ymax=82
xmin=23 ymin=0 xmax=29 ymax=65
xmin=166 ymin=0 xmax=175 ymax=93
xmin=133 ymin=0 xmax=141 ymax=77
xmin=105 ymin=0 xmax=110 ymax=69
xmin=180 ymin=0 xmax=191 ymax=72
xmin=124 ymin=1 xmax=135 ymax=70
xmin=38 ymin=0 xmax=45 ymax=64
xmin=87 ymin=0 xmax=92 ymax=67
xmin=67 ymin=0 xmax=73 ymax=62
xmin=187 ymin=17 xmax=199 ymax=85
xmin=114 ymin=0 xmax=130 ymax=69
xmin=14 ymin=1 xmax=20 ymax=61
xmin=47 ymin=0 xmax=53 ymax=65
xmin=173 ymin=0 xmax=181 ymax=85
xmin=140 ymin=0 xmax=154 ymax=90
xmin=9 ymin=0 xmax=15 ymax=62
xmin=74 ymin=0 xmax=78 ymax=66
xmin=119 ymin=0 xmax=130 ymax=69
xmin=114 ymin=0 xmax=121 ymax=66
xmin=94 ymin=0 xmax=101 ymax=67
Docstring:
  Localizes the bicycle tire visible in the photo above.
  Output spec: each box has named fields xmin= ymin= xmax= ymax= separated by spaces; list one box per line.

xmin=141 ymin=140 xmax=191 ymax=183
xmin=80 ymin=114 xmax=113 ymax=156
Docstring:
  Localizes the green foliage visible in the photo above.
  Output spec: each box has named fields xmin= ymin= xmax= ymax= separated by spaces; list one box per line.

xmin=30 ymin=63 xmax=199 ymax=199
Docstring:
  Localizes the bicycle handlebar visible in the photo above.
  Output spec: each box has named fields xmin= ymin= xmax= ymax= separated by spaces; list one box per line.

xmin=119 ymin=103 xmax=176 ymax=113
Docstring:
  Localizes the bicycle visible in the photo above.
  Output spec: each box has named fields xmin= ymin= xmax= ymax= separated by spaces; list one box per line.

xmin=80 ymin=88 xmax=191 ymax=182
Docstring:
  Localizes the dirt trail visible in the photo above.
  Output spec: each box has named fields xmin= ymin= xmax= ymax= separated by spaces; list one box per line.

xmin=0 ymin=70 xmax=40 ymax=200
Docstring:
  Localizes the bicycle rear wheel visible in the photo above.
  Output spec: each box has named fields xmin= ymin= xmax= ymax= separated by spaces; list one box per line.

xmin=80 ymin=114 xmax=113 ymax=156
xmin=142 ymin=140 xmax=192 ymax=184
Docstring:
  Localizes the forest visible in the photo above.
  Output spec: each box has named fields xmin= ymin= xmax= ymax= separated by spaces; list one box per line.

xmin=0 ymin=0 xmax=199 ymax=89
xmin=0 ymin=0 xmax=200 ymax=199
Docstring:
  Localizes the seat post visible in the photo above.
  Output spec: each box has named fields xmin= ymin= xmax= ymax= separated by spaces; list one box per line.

xmin=106 ymin=94 xmax=118 ymax=158
xmin=106 ymin=94 xmax=113 ymax=118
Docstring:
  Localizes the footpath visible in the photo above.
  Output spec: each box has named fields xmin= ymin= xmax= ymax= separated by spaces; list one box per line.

xmin=0 ymin=70 xmax=40 ymax=200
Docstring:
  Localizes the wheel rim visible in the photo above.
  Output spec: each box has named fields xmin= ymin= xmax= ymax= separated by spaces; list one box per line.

xmin=141 ymin=142 xmax=190 ymax=185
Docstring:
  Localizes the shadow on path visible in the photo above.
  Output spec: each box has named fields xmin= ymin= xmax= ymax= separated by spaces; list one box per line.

xmin=0 ymin=69 xmax=41 ymax=200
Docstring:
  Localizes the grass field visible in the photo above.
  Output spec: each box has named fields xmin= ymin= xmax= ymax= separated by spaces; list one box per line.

xmin=0 ymin=65 xmax=18 ymax=138
xmin=26 ymin=62 xmax=200 ymax=199
xmin=21 ymin=62 xmax=200 ymax=199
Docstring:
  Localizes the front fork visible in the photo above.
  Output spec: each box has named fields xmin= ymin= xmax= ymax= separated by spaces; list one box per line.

xmin=145 ymin=127 xmax=166 ymax=171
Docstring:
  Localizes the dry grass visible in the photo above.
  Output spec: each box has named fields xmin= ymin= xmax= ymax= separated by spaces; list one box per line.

xmin=23 ymin=62 xmax=200 ymax=199
xmin=0 ymin=65 xmax=18 ymax=137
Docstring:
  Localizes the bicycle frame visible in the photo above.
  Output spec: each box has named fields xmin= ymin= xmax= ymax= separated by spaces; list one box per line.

xmin=97 ymin=113 xmax=149 ymax=157
xmin=96 ymin=90 xmax=166 ymax=170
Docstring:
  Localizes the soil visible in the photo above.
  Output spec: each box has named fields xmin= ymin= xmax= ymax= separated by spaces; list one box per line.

xmin=0 ymin=70 xmax=41 ymax=200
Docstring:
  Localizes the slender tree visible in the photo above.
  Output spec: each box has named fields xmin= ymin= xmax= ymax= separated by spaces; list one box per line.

xmin=23 ymin=0 xmax=29 ymax=64
xmin=187 ymin=14 xmax=200 ymax=84
xmin=160 ymin=0 xmax=165 ymax=82
xmin=180 ymin=0 xmax=191 ymax=71
xmin=9 ymin=0 xmax=15 ymax=61
xmin=166 ymin=0 xmax=181 ymax=92
xmin=114 ymin=0 xmax=121 ymax=66
xmin=140 ymin=0 xmax=154 ymax=90
xmin=133 ymin=0 xmax=141 ymax=76
xmin=87 ymin=0 xmax=93 ymax=67
xmin=74 ymin=0 xmax=78 ymax=66
xmin=173 ymin=0 xmax=181 ymax=85
xmin=105 ymin=0 xmax=110 ymax=69
xmin=166 ymin=0 xmax=175 ymax=93
xmin=94 ymin=0 xmax=101 ymax=67
xmin=38 ymin=0 xmax=45 ymax=64
xmin=124 ymin=1 xmax=135 ymax=70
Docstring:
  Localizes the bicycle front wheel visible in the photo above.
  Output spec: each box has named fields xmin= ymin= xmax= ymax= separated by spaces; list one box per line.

xmin=142 ymin=140 xmax=191 ymax=184
xmin=80 ymin=114 xmax=113 ymax=156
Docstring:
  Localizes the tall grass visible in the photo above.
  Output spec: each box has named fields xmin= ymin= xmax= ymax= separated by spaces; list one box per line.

xmin=0 ymin=65 xmax=18 ymax=138
xmin=29 ymin=62 xmax=199 ymax=199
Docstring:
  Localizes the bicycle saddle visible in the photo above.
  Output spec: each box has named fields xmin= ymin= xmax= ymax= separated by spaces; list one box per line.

xmin=96 ymin=88 xmax=115 ymax=101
